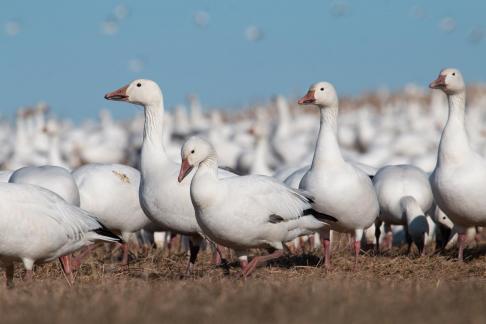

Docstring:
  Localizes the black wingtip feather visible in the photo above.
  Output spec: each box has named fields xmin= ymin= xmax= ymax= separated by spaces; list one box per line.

xmin=94 ymin=223 xmax=123 ymax=243
xmin=303 ymin=209 xmax=338 ymax=222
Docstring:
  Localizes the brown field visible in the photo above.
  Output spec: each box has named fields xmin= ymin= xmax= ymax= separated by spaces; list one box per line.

xmin=2 ymin=238 xmax=486 ymax=324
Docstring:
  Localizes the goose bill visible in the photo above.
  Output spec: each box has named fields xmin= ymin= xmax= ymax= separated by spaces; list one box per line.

xmin=298 ymin=90 xmax=316 ymax=105
xmin=178 ymin=159 xmax=193 ymax=183
xmin=429 ymin=74 xmax=446 ymax=89
xmin=104 ymin=85 xmax=129 ymax=101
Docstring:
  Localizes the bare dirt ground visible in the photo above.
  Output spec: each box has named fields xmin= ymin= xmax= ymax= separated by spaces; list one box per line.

xmin=1 ymin=238 xmax=486 ymax=324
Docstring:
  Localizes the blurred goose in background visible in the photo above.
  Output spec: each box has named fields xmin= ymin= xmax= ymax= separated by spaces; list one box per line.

xmin=43 ymin=119 xmax=70 ymax=169
xmin=372 ymin=165 xmax=434 ymax=255
xmin=429 ymin=68 xmax=486 ymax=261
xmin=188 ymin=95 xmax=209 ymax=133
xmin=172 ymin=105 xmax=191 ymax=140
xmin=298 ymin=81 xmax=379 ymax=268
xmin=271 ymin=96 xmax=310 ymax=167
xmin=76 ymin=110 xmax=128 ymax=164
xmin=178 ymin=136 xmax=337 ymax=276
xmin=0 ymin=183 xmax=121 ymax=287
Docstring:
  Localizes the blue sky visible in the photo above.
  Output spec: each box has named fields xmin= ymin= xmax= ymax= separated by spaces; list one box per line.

xmin=0 ymin=1 xmax=485 ymax=121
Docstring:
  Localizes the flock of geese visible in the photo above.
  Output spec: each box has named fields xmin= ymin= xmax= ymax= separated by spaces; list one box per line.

xmin=0 ymin=67 xmax=485 ymax=287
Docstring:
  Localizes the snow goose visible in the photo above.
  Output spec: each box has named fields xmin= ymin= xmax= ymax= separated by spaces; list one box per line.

xmin=297 ymin=81 xmax=379 ymax=268
xmin=72 ymin=163 xmax=152 ymax=265
xmin=9 ymin=165 xmax=80 ymax=207
xmin=43 ymin=119 xmax=69 ymax=169
xmin=104 ymin=79 xmax=236 ymax=273
xmin=372 ymin=165 xmax=434 ymax=255
xmin=271 ymin=96 xmax=310 ymax=167
xmin=429 ymin=68 xmax=486 ymax=261
xmin=177 ymin=136 xmax=337 ymax=276
xmin=0 ymin=183 xmax=121 ymax=287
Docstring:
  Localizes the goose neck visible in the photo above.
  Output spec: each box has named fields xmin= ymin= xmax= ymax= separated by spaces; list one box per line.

xmin=142 ymin=103 xmax=167 ymax=148
xmin=140 ymin=102 xmax=171 ymax=170
xmin=437 ymin=91 xmax=470 ymax=165
xmin=198 ymin=153 xmax=219 ymax=176
xmin=311 ymin=105 xmax=344 ymax=167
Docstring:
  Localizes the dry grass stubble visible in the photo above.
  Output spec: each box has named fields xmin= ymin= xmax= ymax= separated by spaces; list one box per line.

xmin=1 ymin=237 xmax=486 ymax=324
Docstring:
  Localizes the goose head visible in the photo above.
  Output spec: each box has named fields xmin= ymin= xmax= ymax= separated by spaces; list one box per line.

xmin=105 ymin=79 xmax=163 ymax=106
xmin=178 ymin=136 xmax=214 ymax=182
xmin=429 ymin=68 xmax=465 ymax=95
xmin=298 ymin=81 xmax=338 ymax=108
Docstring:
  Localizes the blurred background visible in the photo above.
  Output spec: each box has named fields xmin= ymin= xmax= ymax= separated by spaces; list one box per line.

xmin=1 ymin=0 xmax=485 ymax=120
xmin=0 ymin=1 xmax=485 ymax=175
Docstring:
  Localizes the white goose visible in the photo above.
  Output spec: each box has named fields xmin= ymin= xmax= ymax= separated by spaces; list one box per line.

xmin=297 ymin=81 xmax=379 ymax=268
xmin=429 ymin=68 xmax=486 ymax=261
xmin=0 ymin=183 xmax=121 ymax=287
xmin=72 ymin=163 xmax=152 ymax=265
xmin=104 ymin=79 xmax=235 ymax=272
xmin=372 ymin=165 xmax=434 ymax=255
xmin=9 ymin=165 xmax=80 ymax=207
xmin=178 ymin=136 xmax=337 ymax=276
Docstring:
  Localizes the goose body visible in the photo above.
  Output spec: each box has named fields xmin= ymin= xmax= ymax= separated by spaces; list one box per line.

xmin=297 ymin=81 xmax=379 ymax=267
xmin=373 ymin=164 xmax=434 ymax=253
xmin=0 ymin=183 xmax=120 ymax=286
xmin=72 ymin=163 xmax=151 ymax=239
xmin=72 ymin=163 xmax=151 ymax=265
xmin=9 ymin=165 xmax=80 ymax=206
xmin=429 ymin=68 xmax=486 ymax=260
xmin=178 ymin=136 xmax=336 ymax=275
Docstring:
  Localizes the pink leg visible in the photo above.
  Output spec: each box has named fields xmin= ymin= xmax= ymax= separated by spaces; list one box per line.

xmin=239 ymin=258 xmax=248 ymax=278
xmin=458 ymin=233 xmax=466 ymax=262
xmin=213 ymin=244 xmax=223 ymax=265
xmin=241 ymin=250 xmax=284 ymax=277
xmin=71 ymin=244 xmax=100 ymax=270
xmin=167 ymin=233 xmax=178 ymax=255
xmin=59 ymin=255 xmax=74 ymax=285
xmin=354 ymin=240 xmax=361 ymax=270
xmin=321 ymin=238 xmax=331 ymax=269
xmin=24 ymin=269 xmax=33 ymax=282
xmin=121 ymin=243 xmax=129 ymax=267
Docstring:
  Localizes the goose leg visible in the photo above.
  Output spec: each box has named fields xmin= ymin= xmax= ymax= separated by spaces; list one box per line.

xmin=121 ymin=243 xmax=130 ymax=267
xmin=374 ymin=219 xmax=382 ymax=254
xmin=417 ymin=235 xmax=426 ymax=257
xmin=71 ymin=244 xmax=99 ymax=270
xmin=4 ymin=262 xmax=14 ymax=288
xmin=353 ymin=229 xmax=364 ymax=270
xmin=210 ymin=242 xmax=230 ymax=275
xmin=383 ymin=223 xmax=393 ymax=250
xmin=22 ymin=258 xmax=34 ymax=282
xmin=238 ymin=255 xmax=249 ymax=270
xmin=59 ymin=255 xmax=74 ymax=285
xmin=319 ymin=227 xmax=332 ymax=269
xmin=185 ymin=236 xmax=201 ymax=275
xmin=474 ymin=226 xmax=481 ymax=247
xmin=242 ymin=249 xmax=284 ymax=277
xmin=458 ymin=233 xmax=466 ymax=262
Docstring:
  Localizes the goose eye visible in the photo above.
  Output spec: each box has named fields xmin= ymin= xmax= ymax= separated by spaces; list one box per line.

xmin=452 ymin=73 xmax=456 ymax=76
xmin=137 ymin=83 xmax=142 ymax=87
xmin=191 ymin=150 xmax=195 ymax=154
xmin=442 ymin=217 xmax=446 ymax=220
xmin=320 ymin=88 xmax=325 ymax=91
